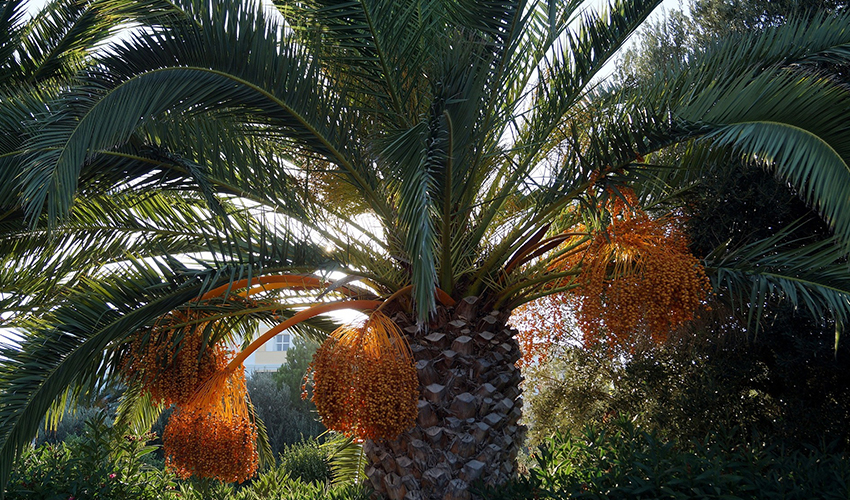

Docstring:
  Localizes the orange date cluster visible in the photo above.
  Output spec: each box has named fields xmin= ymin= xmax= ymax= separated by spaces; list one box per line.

xmin=306 ymin=311 xmax=418 ymax=441
xmin=121 ymin=305 xmax=258 ymax=483
xmin=540 ymin=188 xmax=712 ymax=349
xmin=162 ymin=369 xmax=258 ymax=483
xmin=121 ymin=309 xmax=230 ymax=406
xmin=572 ymin=195 xmax=712 ymax=346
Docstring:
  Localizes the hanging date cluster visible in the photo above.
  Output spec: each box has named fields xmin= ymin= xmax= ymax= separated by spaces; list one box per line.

xmin=121 ymin=304 xmax=258 ymax=482
xmin=305 ymin=311 xmax=418 ymax=441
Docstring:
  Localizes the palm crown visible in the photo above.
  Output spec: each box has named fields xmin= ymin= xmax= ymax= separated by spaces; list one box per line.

xmin=3 ymin=0 xmax=850 ymax=496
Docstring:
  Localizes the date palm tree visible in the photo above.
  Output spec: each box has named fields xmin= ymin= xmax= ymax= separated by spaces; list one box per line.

xmin=3 ymin=0 xmax=850 ymax=498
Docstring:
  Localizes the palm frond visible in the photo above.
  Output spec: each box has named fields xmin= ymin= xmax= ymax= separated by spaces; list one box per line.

xmin=465 ymin=0 xmax=663 ymax=282
xmin=274 ymin=0 xmax=432 ymax=125
xmin=516 ymin=0 xmax=662 ymax=162
xmin=20 ymin=0 xmax=388 ymax=226
xmin=584 ymin=12 xmax=850 ymax=250
xmin=115 ymin=383 xmax=164 ymax=435
xmin=0 ymin=259 xmax=209 ymax=491
xmin=323 ymin=434 xmax=366 ymax=486
xmin=704 ymin=92 xmax=850 ymax=249
xmin=0 ymin=188 xmax=337 ymax=326
xmin=706 ymin=228 xmax=850 ymax=340
xmin=0 ymin=0 xmax=28 ymax=85
xmin=16 ymin=0 xmax=180 ymax=85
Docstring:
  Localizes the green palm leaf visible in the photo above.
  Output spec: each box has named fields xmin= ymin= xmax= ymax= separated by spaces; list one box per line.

xmin=22 ymin=0 xmax=386 ymax=226
xmin=706 ymin=227 xmax=850 ymax=339
xmin=322 ymin=434 xmax=367 ymax=486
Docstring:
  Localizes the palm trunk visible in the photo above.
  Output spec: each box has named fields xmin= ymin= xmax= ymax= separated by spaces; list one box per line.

xmin=364 ymin=297 xmax=525 ymax=500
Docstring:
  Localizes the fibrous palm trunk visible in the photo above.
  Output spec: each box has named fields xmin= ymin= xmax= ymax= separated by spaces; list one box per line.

xmin=364 ymin=296 xmax=525 ymax=500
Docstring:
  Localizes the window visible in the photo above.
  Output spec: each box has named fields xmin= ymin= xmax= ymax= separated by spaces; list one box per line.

xmin=272 ymin=333 xmax=290 ymax=352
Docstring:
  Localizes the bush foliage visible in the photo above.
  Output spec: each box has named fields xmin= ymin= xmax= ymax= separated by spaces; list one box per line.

xmin=522 ymin=316 xmax=850 ymax=451
xmin=7 ymin=413 xmax=177 ymax=500
xmin=7 ymin=414 xmax=368 ymax=500
xmin=482 ymin=419 xmax=850 ymax=500
xmin=177 ymin=472 xmax=369 ymax=500
xmin=277 ymin=440 xmax=332 ymax=484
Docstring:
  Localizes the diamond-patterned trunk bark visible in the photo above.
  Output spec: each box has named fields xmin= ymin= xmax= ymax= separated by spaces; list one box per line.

xmin=364 ymin=296 xmax=525 ymax=500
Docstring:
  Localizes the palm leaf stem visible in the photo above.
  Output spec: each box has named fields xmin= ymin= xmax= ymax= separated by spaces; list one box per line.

xmin=510 ymin=232 xmax=590 ymax=270
xmin=503 ymin=224 xmax=552 ymax=275
xmin=467 ymin=179 xmax=592 ymax=297
xmin=187 ymin=299 xmax=383 ymax=410
xmin=493 ymin=269 xmax=581 ymax=309
xmin=199 ymin=274 xmax=330 ymax=300
xmin=509 ymin=282 xmax=581 ymax=308
xmin=439 ymin=110 xmax=454 ymax=295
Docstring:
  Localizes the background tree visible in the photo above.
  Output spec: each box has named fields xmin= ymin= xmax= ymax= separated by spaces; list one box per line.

xmin=273 ymin=337 xmax=320 ymax=415
xmin=619 ymin=0 xmax=850 ymax=81
xmin=691 ymin=0 xmax=848 ymax=36
xmin=523 ymin=312 xmax=850 ymax=450
xmin=516 ymin=0 xmax=850 ymax=451
xmin=247 ymin=335 xmax=326 ymax=457
xmin=246 ymin=372 xmax=324 ymax=457
xmin=2 ymin=1 xmax=850 ymax=499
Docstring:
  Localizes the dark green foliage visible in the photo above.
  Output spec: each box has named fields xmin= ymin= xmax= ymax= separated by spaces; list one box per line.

xmin=524 ymin=319 xmax=850 ymax=451
xmin=608 ymin=338 xmax=782 ymax=443
xmin=175 ymin=450 xmax=365 ymax=500
xmin=278 ymin=440 xmax=332 ymax=484
xmin=177 ymin=479 xmax=370 ymax=500
xmin=6 ymin=413 xmax=177 ymax=500
xmin=246 ymin=372 xmax=323 ymax=455
xmin=35 ymin=385 xmax=122 ymax=447
xmin=245 ymin=337 xmax=324 ymax=457
xmin=724 ymin=308 xmax=850 ymax=448
xmin=683 ymin=164 xmax=831 ymax=258
xmin=617 ymin=9 xmax=694 ymax=83
xmin=480 ymin=419 xmax=850 ymax=499
xmin=272 ymin=337 xmax=319 ymax=414
xmin=680 ymin=160 xmax=848 ymax=332
xmin=7 ymin=412 xmax=362 ymax=500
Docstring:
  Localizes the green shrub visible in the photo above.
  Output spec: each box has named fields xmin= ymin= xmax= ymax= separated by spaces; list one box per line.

xmin=7 ymin=412 xmax=178 ymax=500
xmin=247 ymin=371 xmax=324 ymax=454
xmin=480 ymin=419 xmax=850 ymax=499
xmin=523 ymin=324 xmax=850 ymax=452
xmin=176 ymin=469 xmax=371 ymax=500
xmin=278 ymin=440 xmax=332 ymax=484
